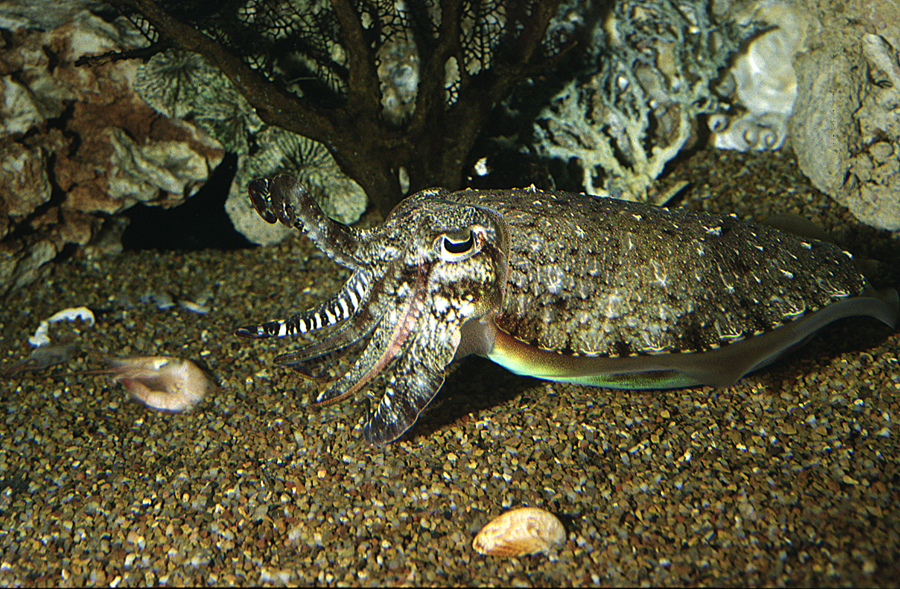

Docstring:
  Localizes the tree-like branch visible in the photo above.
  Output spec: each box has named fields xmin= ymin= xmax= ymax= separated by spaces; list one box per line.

xmin=106 ymin=0 xmax=337 ymax=143
xmin=100 ymin=0 xmax=583 ymax=215
xmin=330 ymin=0 xmax=382 ymax=117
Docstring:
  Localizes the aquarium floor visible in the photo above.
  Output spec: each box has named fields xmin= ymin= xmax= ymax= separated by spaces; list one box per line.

xmin=1 ymin=149 xmax=899 ymax=587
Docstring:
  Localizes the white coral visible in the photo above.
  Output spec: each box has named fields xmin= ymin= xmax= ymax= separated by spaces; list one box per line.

xmin=710 ymin=0 xmax=808 ymax=152
xmin=534 ymin=0 xmax=751 ymax=204
xmin=537 ymin=71 xmax=695 ymax=202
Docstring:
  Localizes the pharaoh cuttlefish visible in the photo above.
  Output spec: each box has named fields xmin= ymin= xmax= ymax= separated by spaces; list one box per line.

xmin=237 ymin=175 xmax=898 ymax=444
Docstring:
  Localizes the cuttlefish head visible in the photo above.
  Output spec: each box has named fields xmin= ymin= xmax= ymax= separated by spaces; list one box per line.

xmin=237 ymin=175 xmax=509 ymax=443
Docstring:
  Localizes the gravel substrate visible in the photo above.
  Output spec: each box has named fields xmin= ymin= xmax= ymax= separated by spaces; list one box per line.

xmin=1 ymin=149 xmax=898 ymax=586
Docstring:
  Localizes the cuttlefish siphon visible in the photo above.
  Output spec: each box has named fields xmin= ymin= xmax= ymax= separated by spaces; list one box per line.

xmin=237 ymin=175 xmax=899 ymax=444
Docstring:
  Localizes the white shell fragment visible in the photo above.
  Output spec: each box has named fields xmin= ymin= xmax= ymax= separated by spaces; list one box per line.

xmin=472 ymin=507 xmax=566 ymax=557
xmin=107 ymin=356 xmax=211 ymax=412
xmin=28 ymin=306 xmax=96 ymax=347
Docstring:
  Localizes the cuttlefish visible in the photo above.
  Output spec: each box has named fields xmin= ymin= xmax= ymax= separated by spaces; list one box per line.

xmin=237 ymin=175 xmax=898 ymax=444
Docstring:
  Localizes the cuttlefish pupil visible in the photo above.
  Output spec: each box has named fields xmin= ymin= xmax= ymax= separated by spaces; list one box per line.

xmin=237 ymin=175 xmax=899 ymax=445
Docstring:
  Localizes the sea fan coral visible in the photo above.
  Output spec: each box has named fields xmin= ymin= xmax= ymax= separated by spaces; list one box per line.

xmin=103 ymin=0 xmax=573 ymax=213
xmin=135 ymin=49 xmax=264 ymax=153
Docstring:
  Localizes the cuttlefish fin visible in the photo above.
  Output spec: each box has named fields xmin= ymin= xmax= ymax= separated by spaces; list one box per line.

xmin=489 ymin=287 xmax=898 ymax=390
xmin=670 ymin=287 xmax=898 ymax=387
xmin=363 ymin=365 xmax=446 ymax=445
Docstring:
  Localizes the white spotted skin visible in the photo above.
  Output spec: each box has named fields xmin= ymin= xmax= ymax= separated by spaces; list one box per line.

xmin=458 ymin=189 xmax=877 ymax=357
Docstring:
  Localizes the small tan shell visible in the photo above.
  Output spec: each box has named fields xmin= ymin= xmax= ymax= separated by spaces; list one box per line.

xmin=472 ymin=507 xmax=565 ymax=557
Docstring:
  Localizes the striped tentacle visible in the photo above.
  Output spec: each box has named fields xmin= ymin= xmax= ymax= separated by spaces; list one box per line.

xmin=235 ymin=270 xmax=372 ymax=339
xmin=269 ymin=315 xmax=380 ymax=381
xmin=273 ymin=306 xmax=380 ymax=366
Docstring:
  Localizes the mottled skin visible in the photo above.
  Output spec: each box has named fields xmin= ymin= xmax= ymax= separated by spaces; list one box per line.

xmin=238 ymin=175 xmax=899 ymax=444
xmin=460 ymin=190 xmax=863 ymax=355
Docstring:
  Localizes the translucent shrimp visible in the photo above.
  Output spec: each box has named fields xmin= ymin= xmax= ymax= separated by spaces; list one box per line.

xmin=105 ymin=356 xmax=211 ymax=412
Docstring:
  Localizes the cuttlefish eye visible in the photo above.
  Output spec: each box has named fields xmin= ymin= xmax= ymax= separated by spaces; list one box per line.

xmin=436 ymin=227 xmax=479 ymax=261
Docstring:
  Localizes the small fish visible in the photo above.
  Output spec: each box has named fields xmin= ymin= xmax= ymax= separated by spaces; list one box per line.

xmin=102 ymin=356 xmax=212 ymax=412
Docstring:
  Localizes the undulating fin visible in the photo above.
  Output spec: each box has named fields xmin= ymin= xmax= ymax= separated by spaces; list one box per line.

xmin=488 ymin=286 xmax=899 ymax=390
xmin=761 ymin=213 xmax=833 ymax=243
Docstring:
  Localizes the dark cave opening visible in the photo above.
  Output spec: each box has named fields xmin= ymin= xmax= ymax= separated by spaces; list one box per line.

xmin=120 ymin=152 xmax=253 ymax=251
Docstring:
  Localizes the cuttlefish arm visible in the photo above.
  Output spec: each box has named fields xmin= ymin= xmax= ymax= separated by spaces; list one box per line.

xmin=357 ymin=287 xmax=470 ymax=443
xmin=270 ymin=308 xmax=382 ymax=380
xmin=311 ymin=292 xmax=422 ymax=406
xmin=309 ymin=260 xmax=451 ymax=444
xmin=237 ymin=177 xmax=380 ymax=377
xmin=248 ymin=175 xmax=362 ymax=269
xmin=484 ymin=287 xmax=899 ymax=389
xmin=364 ymin=354 xmax=447 ymax=444
xmin=236 ymin=268 xmax=373 ymax=340
xmin=314 ymin=251 xmax=497 ymax=443
xmin=238 ymin=176 xmax=374 ymax=342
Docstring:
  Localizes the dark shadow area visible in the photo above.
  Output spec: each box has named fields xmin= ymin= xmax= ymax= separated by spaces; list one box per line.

xmin=121 ymin=153 xmax=253 ymax=251
xmin=403 ymin=355 xmax=539 ymax=443
xmin=765 ymin=314 xmax=897 ymax=377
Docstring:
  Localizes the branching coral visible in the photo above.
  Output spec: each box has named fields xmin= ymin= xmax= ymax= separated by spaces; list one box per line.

xmin=101 ymin=0 xmax=573 ymax=214
xmin=534 ymin=0 xmax=756 ymax=204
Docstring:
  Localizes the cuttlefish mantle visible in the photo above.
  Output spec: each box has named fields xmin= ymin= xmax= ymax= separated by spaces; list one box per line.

xmin=237 ymin=175 xmax=899 ymax=444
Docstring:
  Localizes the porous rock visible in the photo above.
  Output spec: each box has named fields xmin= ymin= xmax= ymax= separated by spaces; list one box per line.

xmin=0 ymin=3 xmax=224 ymax=296
xmin=788 ymin=0 xmax=900 ymax=230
